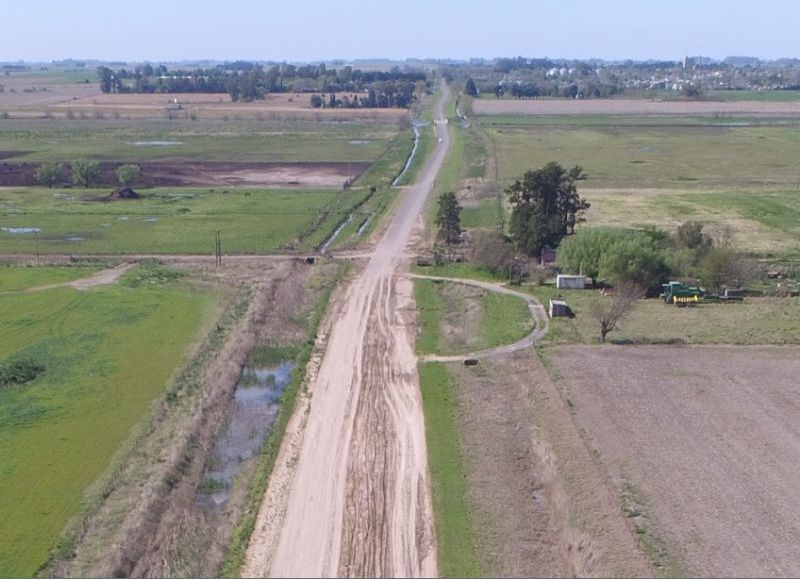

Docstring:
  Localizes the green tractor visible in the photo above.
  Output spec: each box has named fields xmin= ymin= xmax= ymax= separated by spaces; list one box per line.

xmin=660 ymin=281 xmax=704 ymax=305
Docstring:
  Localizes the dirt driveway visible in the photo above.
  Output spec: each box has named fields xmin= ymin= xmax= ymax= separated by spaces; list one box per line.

xmin=551 ymin=345 xmax=800 ymax=576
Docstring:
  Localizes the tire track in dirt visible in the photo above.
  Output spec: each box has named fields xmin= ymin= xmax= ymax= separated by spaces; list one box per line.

xmin=243 ymin=82 xmax=450 ymax=577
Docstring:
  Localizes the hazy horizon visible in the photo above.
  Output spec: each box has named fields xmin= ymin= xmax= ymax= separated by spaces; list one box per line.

xmin=2 ymin=0 xmax=799 ymax=63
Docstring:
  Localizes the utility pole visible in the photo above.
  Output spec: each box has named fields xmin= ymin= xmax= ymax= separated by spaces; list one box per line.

xmin=34 ymin=231 xmax=40 ymax=266
xmin=214 ymin=230 xmax=222 ymax=267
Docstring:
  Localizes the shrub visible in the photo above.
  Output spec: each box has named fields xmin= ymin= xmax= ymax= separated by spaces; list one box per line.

xmin=0 ymin=358 xmax=45 ymax=388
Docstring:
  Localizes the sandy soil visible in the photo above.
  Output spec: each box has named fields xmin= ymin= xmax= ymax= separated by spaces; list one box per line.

xmin=0 ymin=160 xmax=368 ymax=188
xmin=474 ymin=98 xmax=800 ymax=116
xmin=447 ymin=350 xmax=653 ymax=577
xmin=242 ymin=82 xmax=451 ymax=578
xmin=551 ymin=345 xmax=800 ymax=576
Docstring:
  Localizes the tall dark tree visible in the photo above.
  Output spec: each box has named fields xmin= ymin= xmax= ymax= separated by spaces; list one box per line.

xmin=506 ymin=162 xmax=589 ymax=257
xmin=435 ymin=192 xmax=462 ymax=244
xmin=465 ymin=78 xmax=478 ymax=97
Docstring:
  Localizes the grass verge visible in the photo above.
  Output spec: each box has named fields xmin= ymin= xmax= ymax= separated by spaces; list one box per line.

xmin=418 ymin=362 xmax=480 ymax=578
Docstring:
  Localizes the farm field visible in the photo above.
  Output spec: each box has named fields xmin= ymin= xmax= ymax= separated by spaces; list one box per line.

xmin=528 ymin=284 xmax=800 ymax=345
xmin=0 ymin=186 xmax=375 ymax=254
xmin=550 ymin=345 xmax=800 ymax=576
xmin=0 ymin=118 xmax=398 ymax=163
xmin=0 ymin=265 xmax=214 ymax=576
xmin=473 ymin=97 xmax=800 ymax=116
xmin=467 ymin=113 xmax=800 ymax=257
xmin=485 ymin=123 xmax=800 ymax=189
xmin=0 ymin=264 xmax=98 ymax=291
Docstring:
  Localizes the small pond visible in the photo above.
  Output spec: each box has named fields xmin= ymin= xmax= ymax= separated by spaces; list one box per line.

xmin=197 ymin=361 xmax=294 ymax=508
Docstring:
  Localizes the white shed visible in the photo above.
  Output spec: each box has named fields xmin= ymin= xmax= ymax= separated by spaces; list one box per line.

xmin=556 ymin=274 xmax=586 ymax=290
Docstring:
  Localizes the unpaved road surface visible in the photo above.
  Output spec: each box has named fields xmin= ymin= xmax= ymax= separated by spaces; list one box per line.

xmin=244 ymin=83 xmax=451 ymax=577
xmin=552 ymin=345 xmax=800 ymax=576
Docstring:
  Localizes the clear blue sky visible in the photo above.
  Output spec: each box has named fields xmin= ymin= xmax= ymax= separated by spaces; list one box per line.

xmin=2 ymin=0 xmax=799 ymax=62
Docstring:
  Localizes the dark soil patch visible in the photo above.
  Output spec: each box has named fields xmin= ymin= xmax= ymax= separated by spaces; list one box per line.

xmin=107 ymin=187 xmax=141 ymax=200
xmin=0 ymin=151 xmax=28 ymax=161
xmin=0 ymin=161 xmax=370 ymax=188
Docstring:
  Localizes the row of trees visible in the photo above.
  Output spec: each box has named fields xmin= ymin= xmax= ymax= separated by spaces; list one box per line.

xmin=35 ymin=161 xmax=140 ymax=188
xmin=98 ymin=64 xmax=428 ymax=105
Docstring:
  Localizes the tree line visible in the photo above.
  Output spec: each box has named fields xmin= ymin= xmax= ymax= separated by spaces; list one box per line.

xmin=35 ymin=161 xmax=140 ymax=189
xmin=97 ymin=64 xmax=428 ymax=106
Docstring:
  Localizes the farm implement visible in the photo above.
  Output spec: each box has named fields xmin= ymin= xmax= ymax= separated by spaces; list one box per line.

xmin=660 ymin=281 xmax=744 ymax=307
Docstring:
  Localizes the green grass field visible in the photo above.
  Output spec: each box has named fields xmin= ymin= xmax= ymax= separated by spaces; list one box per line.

xmin=0 ymin=186 xmax=375 ymax=254
xmin=0 ymin=118 xmax=398 ymax=163
xmin=418 ymin=362 xmax=480 ymax=578
xmin=487 ymin=123 xmax=800 ymax=189
xmin=0 ymin=266 xmax=213 ymax=576
xmin=527 ymin=283 xmax=800 ymax=345
xmin=414 ymin=278 xmax=532 ymax=355
xmin=468 ymin=115 xmax=800 ymax=257
xmin=0 ymin=265 xmax=98 ymax=291
xmin=581 ymin=188 xmax=800 ymax=255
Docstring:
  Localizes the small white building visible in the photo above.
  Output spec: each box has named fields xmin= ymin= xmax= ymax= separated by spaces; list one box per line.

xmin=556 ymin=274 xmax=586 ymax=290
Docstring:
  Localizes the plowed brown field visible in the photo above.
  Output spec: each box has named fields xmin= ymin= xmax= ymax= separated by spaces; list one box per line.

xmin=551 ymin=345 xmax=800 ymax=577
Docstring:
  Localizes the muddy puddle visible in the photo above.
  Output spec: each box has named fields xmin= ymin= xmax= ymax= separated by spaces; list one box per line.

xmin=198 ymin=361 xmax=294 ymax=508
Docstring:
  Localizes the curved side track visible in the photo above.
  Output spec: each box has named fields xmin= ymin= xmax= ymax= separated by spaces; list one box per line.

xmin=406 ymin=273 xmax=549 ymax=362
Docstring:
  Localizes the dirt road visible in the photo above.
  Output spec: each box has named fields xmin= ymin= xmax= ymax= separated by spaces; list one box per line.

xmin=243 ymin=83 xmax=451 ymax=577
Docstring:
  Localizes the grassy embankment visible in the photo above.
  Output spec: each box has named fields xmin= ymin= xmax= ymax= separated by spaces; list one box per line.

xmin=0 ymin=265 xmax=215 ymax=576
xmin=417 ymin=362 xmax=481 ymax=578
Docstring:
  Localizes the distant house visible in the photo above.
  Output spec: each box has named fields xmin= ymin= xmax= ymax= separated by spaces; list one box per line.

xmin=540 ymin=246 xmax=556 ymax=266
xmin=549 ymin=298 xmax=569 ymax=318
xmin=556 ymin=274 xmax=586 ymax=290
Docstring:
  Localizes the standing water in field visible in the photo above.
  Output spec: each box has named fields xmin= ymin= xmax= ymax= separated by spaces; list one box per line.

xmin=392 ymin=119 xmax=427 ymax=186
xmin=319 ymin=214 xmax=353 ymax=254
xmin=198 ymin=361 xmax=294 ymax=508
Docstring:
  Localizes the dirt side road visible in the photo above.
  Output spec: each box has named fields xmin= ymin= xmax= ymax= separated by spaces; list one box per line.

xmin=243 ymin=83 xmax=451 ymax=577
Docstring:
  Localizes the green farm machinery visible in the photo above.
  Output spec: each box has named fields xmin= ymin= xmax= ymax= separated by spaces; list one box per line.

xmin=660 ymin=281 xmax=744 ymax=306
